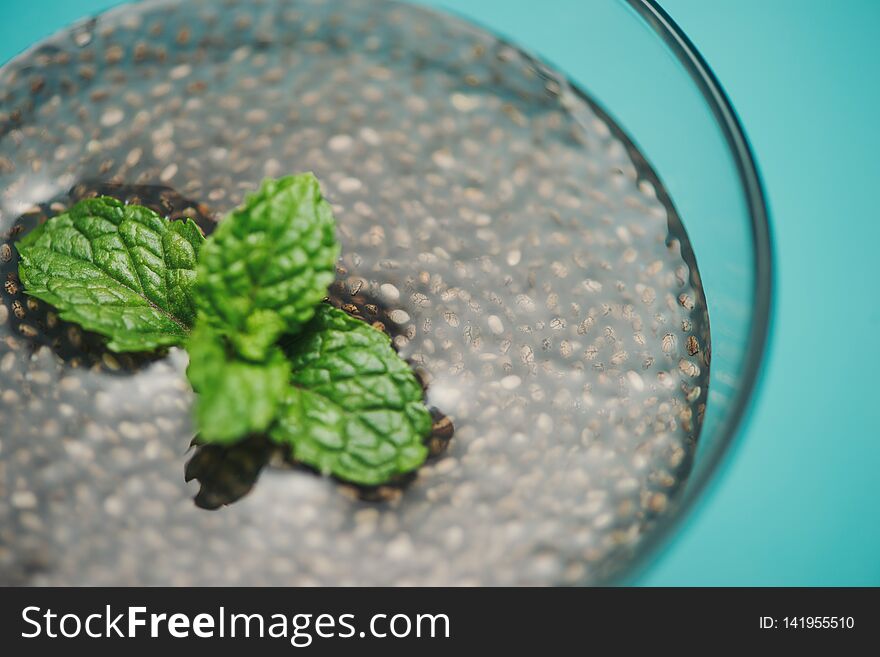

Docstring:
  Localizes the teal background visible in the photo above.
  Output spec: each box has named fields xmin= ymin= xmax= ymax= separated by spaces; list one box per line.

xmin=1 ymin=0 xmax=878 ymax=585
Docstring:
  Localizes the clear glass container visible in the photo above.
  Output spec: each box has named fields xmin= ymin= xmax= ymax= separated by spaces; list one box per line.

xmin=0 ymin=0 xmax=771 ymax=585
xmin=537 ymin=0 xmax=773 ymax=579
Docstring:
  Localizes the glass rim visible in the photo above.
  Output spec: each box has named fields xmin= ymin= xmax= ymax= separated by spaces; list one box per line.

xmin=614 ymin=0 xmax=774 ymax=583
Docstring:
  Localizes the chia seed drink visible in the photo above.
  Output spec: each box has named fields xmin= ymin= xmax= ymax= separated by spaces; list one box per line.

xmin=0 ymin=0 xmax=710 ymax=585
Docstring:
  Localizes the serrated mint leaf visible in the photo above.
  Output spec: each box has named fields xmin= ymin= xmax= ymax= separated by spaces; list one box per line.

xmin=187 ymin=320 xmax=292 ymax=444
xmin=270 ymin=305 xmax=432 ymax=486
xmin=195 ymin=174 xmax=340 ymax=360
xmin=16 ymin=197 xmax=204 ymax=352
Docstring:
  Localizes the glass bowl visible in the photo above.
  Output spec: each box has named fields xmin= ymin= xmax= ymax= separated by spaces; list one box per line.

xmin=530 ymin=0 xmax=773 ymax=581
xmin=410 ymin=0 xmax=773 ymax=584
xmin=0 ymin=0 xmax=771 ymax=585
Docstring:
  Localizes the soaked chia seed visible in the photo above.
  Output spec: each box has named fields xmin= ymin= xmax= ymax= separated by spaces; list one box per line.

xmin=0 ymin=0 xmax=711 ymax=585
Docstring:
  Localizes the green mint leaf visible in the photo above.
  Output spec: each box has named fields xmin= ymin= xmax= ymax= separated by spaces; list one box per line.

xmin=187 ymin=320 xmax=291 ymax=444
xmin=270 ymin=305 xmax=432 ymax=486
xmin=195 ymin=174 xmax=340 ymax=360
xmin=16 ymin=197 xmax=204 ymax=352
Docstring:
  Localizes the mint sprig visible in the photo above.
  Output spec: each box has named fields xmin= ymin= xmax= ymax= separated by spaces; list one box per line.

xmin=15 ymin=174 xmax=434 ymax=488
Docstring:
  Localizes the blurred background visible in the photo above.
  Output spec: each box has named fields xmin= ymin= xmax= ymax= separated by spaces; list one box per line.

xmin=2 ymin=0 xmax=878 ymax=585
